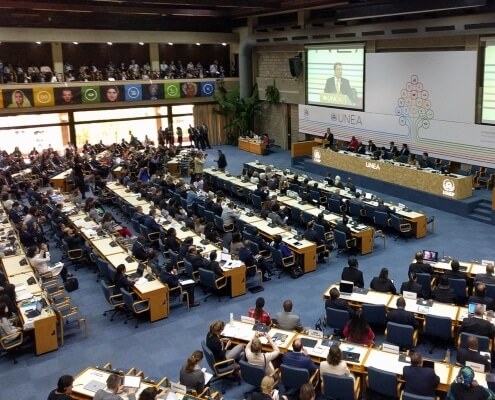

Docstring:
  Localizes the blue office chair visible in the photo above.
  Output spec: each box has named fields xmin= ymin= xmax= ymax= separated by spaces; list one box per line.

xmin=201 ymin=340 xmax=237 ymax=394
xmin=361 ymin=304 xmax=387 ymax=331
xmin=385 ymin=322 xmax=418 ymax=350
xmin=448 ymin=278 xmax=468 ymax=305
xmin=184 ymin=259 xmax=199 ymax=283
xmin=291 ymin=207 xmax=302 ymax=227
xmin=198 ymin=268 xmax=227 ymax=302
xmin=333 ymin=229 xmax=357 ymax=257
xmin=363 ymin=203 xmax=375 ymax=221
xmin=402 ymin=392 xmax=435 ymax=400
xmin=325 ymin=307 xmax=350 ymax=337
xmin=204 ymin=210 xmax=215 ymax=224
xmin=366 ymin=366 xmax=401 ymax=399
xmin=99 ymin=280 xmax=125 ymax=321
xmin=458 ymin=332 xmax=492 ymax=352
xmin=328 ymin=197 xmax=344 ymax=214
xmin=120 ymin=288 xmax=150 ymax=328
xmin=251 ymin=194 xmax=262 ymax=212
xmin=373 ymin=210 xmax=391 ymax=231
xmin=423 ymin=314 xmax=453 ymax=353
xmin=390 ymin=213 xmax=412 ymax=241
xmin=280 ymin=364 xmax=318 ymax=396
xmin=348 ymin=202 xmax=365 ymax=220
xmin=270 ymin=247 xmax=296 ymax=279
xmin=321 ymin=373 xmax=360 ymax=400
xmin=239 ymin=359 xmax=265 ymax=396
xmin=168 ymin=249 xmax=184 ymax=274
xmin=415 ymin=273 xmax=433 ymax=298
xmin=214 ymin=215 xmax=234 ymax=233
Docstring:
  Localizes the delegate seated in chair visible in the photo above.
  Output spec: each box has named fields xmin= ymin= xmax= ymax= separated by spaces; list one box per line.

xmin=159 ymin=263 xmax=199 ymax=307
xmin=343 ymin=309 xmax=375 ymax=346
xmin=206 ymin=320 xmax=244 ymax=363
xmin=281 ymin=338 xmax=317 ymax=375
xmin=403 ymin=352 xmax=439 ymax=397
xmin=0 ymin=302 xmax=21 ymax=343
xmin=246 ymin=331 xmax=280 ymax=375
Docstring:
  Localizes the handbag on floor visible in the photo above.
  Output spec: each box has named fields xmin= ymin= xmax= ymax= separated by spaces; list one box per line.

xmin=64 ymin=277 xmax=79 ymax=292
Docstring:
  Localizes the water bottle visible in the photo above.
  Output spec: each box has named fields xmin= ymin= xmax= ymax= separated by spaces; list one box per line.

xmin=229 ymin=313 xmax=234 ymax=325
xmin=444 ymin=348 xmax=451 ymax=364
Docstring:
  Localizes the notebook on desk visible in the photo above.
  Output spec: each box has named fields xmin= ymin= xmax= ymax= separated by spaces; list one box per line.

xmin=123 ymin=375 xmax=141 ymax=388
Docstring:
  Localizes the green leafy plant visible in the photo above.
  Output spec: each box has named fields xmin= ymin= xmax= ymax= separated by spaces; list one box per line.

xmin=265 ymin=80 xmax=280 ymax=104
xmin=213 ymin=84 xmax=264 ymax=144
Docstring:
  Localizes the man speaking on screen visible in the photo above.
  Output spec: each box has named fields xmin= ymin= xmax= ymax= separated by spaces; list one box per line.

xmin=324 ymin=62 xmax=357 ymax=105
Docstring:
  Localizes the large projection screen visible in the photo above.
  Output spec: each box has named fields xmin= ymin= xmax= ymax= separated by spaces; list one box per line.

xmin=306 ymin=44 xmax=364 ymax=110
xmin=482 ymin=41 xmax=495 ymax=124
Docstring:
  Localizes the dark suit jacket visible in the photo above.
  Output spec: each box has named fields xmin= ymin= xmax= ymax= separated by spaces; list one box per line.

xmin=324 ymin=77 xmax=356 ymax=103
xmin=468 ymin=295 xmax=495 ymax=311
xmin=402 ymin=365 xmax=439 ymax=396
xmin=341 ymin=266 xmax=364 ymax=288
xmin=325 ymin=298 xmax=354 ymax=317
xmin=456 ymin=347 xmax=491 ymax=372
xmin=400 ymin=281 xmax=424 ymax=298
xmin=282 ymin=351 xmax=317 ymax=375
xmin=370 ymin=277 xmax=396 ymax=294
xmin=460 ymin=316 xmax=495 ymax=338
xmin=432 ymin=286 xmax=456 ymax=304
xmin=408 ymin=262 xmax=433 ymax=275
xmin=387 ymin=308 xmax=418 ymax=328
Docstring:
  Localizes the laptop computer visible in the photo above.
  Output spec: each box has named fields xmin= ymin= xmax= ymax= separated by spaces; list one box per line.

xmin=252 ymin=323 xmax=270 ymax=333
xmin=342 ymin=351 xmax=360 ymax=362
xmin=468 ymin=303 xmax=487 ymax=315
xmin=422 ymin=250 xmax=439 ymax=263
xmin=219 ymin=252 xmax=232 ymax=268
xmin=123 ymin=375 xmax=141 ymax=388
xmin=416 ymin=299 xmax=433 ymax=307
xmin=423 ymin=359 xmax=435 ymax=369
xmin=26 ymin=300 xmax=43 ymax=318
xmin=364 ymin=192 xmax=373 ymax=200
xmin=300 ymin=338 xmax=318 ymax=348
xmin=129 ymin=263 xmax=145 ymax=279
xmin=83 ymin=380 xmax=106 ymax=392
xmin=353 ymin=287 xmax=369 ymax=295
xmin=339 ymin=281 xmax=354 ymax=298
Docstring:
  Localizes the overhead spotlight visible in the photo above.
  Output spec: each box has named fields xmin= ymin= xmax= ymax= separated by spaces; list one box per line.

xmin=168 ymin=42 xmax=173 ymax=46
xmin=196 ymin=43 xmax=201 ymax=46
xmin=221 ymin=43 xmax=227 ymax=46
xmin=139 ymin=42 xmax=144 ymax=45
xmin=73 ymin=42 xmax=79 ymax=45
xmin=107 ymin=42 xmax=113 ymax=45
xmin=36 ymin=41 xmax=42 ymax=44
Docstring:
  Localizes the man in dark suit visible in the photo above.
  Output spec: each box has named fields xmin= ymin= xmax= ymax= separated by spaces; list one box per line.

xmin=375 ymin=198 xmax=394 ymax=216
xmin=460 ymin=304 xmax=495 ymax=339
xmin=334 ymin=215 xmax=354 ymax=241
xmin=325 ymin=287 xmax=354 ymax=317
xmin=281 ymin=338 xmax=317 ymax=375
xmin=324 ymin=63 xmax=357 ymax=104
xmin=185 ymin=246 xmax=209 ymax=271
xmin=238 ymin=240 xmax=271 ymax=281
xmin=456 ymin=336 xmax=491 ymax=372
xmin=408 ymin=251 xmax=433 ymax=274
xmin=400 ymin=272 xmax=424 ymax=298
xmin=304 ymin=221 xmax=330 ymax=262
xmin=159 ymin=263 xmax=199 ymax=307
xmin=475 ymin=263 xmax=495 ymax=285
xmin=387 ymin=296 xmax=418 ymax=328
xmin=341 ymin=258 xmax=364 ymax=288
xmin=403 ymin=352 xmax=440 ymax=397
xmin=468 ymin=283 xmax=495 ymax=311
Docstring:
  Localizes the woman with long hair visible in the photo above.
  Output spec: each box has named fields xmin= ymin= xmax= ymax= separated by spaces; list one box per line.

xmin=370 ymin=267 xmax=397 ymax=294
xmin=101 ymin=211 xmax=132 ymax=237
xmin=343 ymin=309 xmax=375 ymax=346
xmin=205 ymin=320 xmax=244 ymax=362
xmin=320 ymin=345 xmax=354 ymax=390
xmin=179 ymin=350 xmax=205 ymax=394
xmin=248 ymin=297 xmax=271 ymax=325
xmin=251 ymin=375 xmax=288 ymax=400
xmin=0 ymin=302 xmax=21 ymax=341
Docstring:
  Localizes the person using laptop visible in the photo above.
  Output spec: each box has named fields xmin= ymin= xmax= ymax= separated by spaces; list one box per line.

xmin=370 ymin=268 xmax=397 ymax=294
xmin=246 ymin=331 xmax=280 ymax=374
xmin=47 ymin=375 xmax=74 ymax=400
xmin=159 ymin=264 xmax=199 ymax=308
xmin=387 ymin=296 xmax=419 ymax=328
xmin=400 ymin=272 xmax=424 ymax=298
xmin=93 ymin=373 xmax=137 ymax=400
xmin=403 ymin=352 xmax=440 ymax=397
xmin=275 ymin=299 xmax=304 ymax=332
xmin=282 ymin=338 xmax=317 ymax=375
xmin=320 ymin=345 xmax=354 ymax=388
xmin=468 ymin=283 xmax=495 ymax=311
xmin=460 ymin=304 xmax=495 ymax=339
xmin=456 ymin=336 xmax=491 ymax=372
xmin=206 ymin=320 xmax=244 ymax=363
xmin=408 ymin=251 xmax=433 ymax=275
xmin=325 ymin=288 xmax=354 ymax=317
xmin=204 ymin=251 xmax=224 ymax=278
xmin=341 ymin=258 xmax=364 ymax=288
xmin=113 ymin=264 xmax=137 ymax=295
xmin=179 ymin=350 xmax=205 ymax=394
xmin=342 ymin=309 xmax=375 ymax=346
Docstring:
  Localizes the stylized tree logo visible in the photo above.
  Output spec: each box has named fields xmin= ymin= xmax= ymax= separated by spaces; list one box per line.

xmin=395 ymin=75 xmax=434 ymax=140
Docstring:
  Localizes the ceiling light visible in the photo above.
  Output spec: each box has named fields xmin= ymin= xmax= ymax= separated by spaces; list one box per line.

xmin=73 ymin=42 xmax=79 ymax=45
xmin=107 ymin=42 xmax=113 ymax=45
xmin=221 ymin=43 xmax=227 ymax=46
xmin=168 ymin=42 xmax=173 ymax=46
xmin=196 ymin=43 xmax=201 ymax=46
xmin=36 ymin=41 xmax=42 ymax=44
xmin=139 ymin=42 xmax=144 ymax=45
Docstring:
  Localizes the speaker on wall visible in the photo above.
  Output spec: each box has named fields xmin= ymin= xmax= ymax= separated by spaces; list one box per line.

xmin=289 ymin=56 xmax=302 ymax=77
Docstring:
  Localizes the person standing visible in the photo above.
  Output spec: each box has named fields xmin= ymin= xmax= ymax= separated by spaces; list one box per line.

xmin=176 ymin=126 xmax=183 ymax=148
xmin=215 ymin=150 xmax=227 ymax=171
xmin=201 ymin=123 xmax=212 ymax=149
xmin=323 ymin=128 xmax=334 ymax=149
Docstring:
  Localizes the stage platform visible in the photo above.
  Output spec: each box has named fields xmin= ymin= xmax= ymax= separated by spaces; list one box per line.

xmin=292 ymin=156 xmax=494 ymax=224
